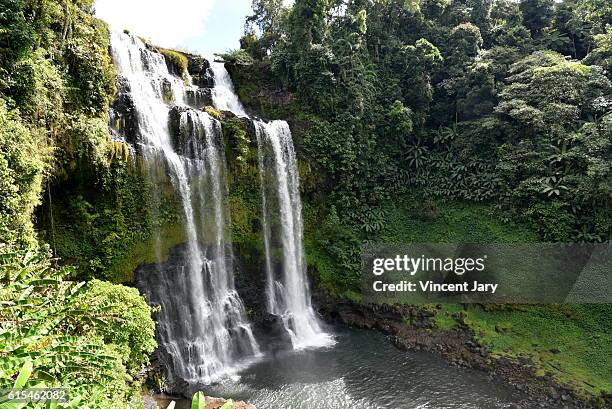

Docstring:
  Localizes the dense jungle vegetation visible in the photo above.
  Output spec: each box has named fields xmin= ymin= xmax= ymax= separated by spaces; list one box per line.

xmin=228 ymin=0 xmax=612 ymax=403
xmin=230 ymin=0 xmax=611 ymax=293
xmin=0 ymin=0 xmax=610 ymax=407
xmin=0 ymin=0 xmax=156 ymax=407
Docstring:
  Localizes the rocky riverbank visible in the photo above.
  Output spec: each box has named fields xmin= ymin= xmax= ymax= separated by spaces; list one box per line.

xmin=316 ymin=296 xmax=610 ymax=409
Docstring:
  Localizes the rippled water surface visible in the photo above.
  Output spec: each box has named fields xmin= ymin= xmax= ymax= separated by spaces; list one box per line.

xmin=201 ymin=327 xmax=522 ymax=409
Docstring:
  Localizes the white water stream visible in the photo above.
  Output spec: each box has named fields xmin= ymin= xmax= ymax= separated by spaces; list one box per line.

xmin=209 ymin=62 xmax=334 ymax=349
xmin=110 ymin=32 xmax=260 ymax=385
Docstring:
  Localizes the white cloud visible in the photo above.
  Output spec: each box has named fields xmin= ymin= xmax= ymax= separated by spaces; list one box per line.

xmin=95 ymin=0 xmax=216 ymax=49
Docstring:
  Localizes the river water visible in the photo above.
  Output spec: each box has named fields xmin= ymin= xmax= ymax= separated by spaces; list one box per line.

xmin=170 ymin=327 xmax=522 ymax=409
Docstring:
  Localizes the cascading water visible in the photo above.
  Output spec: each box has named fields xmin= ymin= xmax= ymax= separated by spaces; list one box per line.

xmin=255 ymin=121 xmax=334 ymax=349
xmin=209 ymin=63 xmax=333 ymax=349
xmin=109 ymin=32 xmax=260 ymax=385
xmin=210 ymin=61 xmax=248 ymax=117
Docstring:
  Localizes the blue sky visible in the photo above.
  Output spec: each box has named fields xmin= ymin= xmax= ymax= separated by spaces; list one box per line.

xmin=95 ymin=0 xmax=258 ymax=56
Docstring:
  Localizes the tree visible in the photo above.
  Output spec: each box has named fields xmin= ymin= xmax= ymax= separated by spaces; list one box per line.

xmin=519 ymin=0 xmax=555 ymax=37
xmin=584 ymin=28 xmax=612 ymax=77
xmin=495 ymin=51 xmax=611 ymax=240
xmin=245 ymin=0 xmax=289 ymax=54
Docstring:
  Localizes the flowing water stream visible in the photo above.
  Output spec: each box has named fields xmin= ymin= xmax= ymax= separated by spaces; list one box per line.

xmin=255 ymin=120 xmax=334 ymax=349
xmin=209 ymin=63 xmax=333 ymax=349
xmin=209 ymin=61 xmax=248 ymax=116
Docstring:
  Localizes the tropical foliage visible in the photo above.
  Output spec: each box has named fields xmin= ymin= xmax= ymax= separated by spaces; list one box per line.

xmin=0 ymin=1 xmax=157 ymax=407
xmin=235 ymin=0 xmax=611 ymax=290
xmin=0 ymin=248 xmax=155 ymax=408
xmin=1 ymin=0 xmax=610 ymax=407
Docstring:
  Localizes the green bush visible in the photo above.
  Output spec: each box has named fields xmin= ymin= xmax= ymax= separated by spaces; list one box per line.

xmin=217 ymin=49 xmax=254 ymax=65
xmin=0 ymin=247 xmax=155 ymax=407
xmin=0 ymin=101 xmax=48 ymax=248
xmin=84 ymin=280 xmax=157 ymax=372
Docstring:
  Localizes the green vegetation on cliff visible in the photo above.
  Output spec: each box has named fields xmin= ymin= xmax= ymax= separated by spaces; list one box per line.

xmin=0 ymin=1 xmax=156 ymax=406
xmin=0 ymin=0 xmax=610 ymax=407
xmin=227 ymin=0 xmax=612 ymax=404
xmin=233 ymin=0 xmax=611 ymax=281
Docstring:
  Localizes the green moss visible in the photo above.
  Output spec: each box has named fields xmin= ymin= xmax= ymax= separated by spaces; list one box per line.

xmin=342 ymin=290 xmax=363 ymax=303
xmin=39 ymin=159 xmax=184 ymax=284
xmin=109 ymin=140 xmax=130 ymax=162
xmin=432 ymin=307 xmax=461 ymax=331
xmin=229 ymin=196 xmax=257 ymax=242
xmin=228 ymin=194 xmax=265 ymax=266
xmin=222 ymin=117 xmax=257 ymax=180
xmin=219 ymin=115 xmax=266 ymax=267
xmin=204 ymin=105 xmax=222 ymax=119
xmin=106 ymin=222 xmax=187 ymax=283
xmin=158 ymin=48 xmax=189 ymax=79
xmin=451 ymin=304 xmax=612 ymax=402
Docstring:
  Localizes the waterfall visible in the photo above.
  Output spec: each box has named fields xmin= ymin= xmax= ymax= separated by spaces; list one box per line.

xmin=209 ymin=61 xmax=248 ymax=116
xmin=210 ymin=63 xmax=333 ymax=350
xmin=255 ymin=121 xmax=334 ymax=349
xmin=109 ymin=32 xmax=260 ymax=386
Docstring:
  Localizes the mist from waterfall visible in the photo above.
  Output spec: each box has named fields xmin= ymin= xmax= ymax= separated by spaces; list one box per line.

xmin=110 ymin=32 xmax=260 ymax=385
xmin=210 ymin=63 xmax=333 ymax=350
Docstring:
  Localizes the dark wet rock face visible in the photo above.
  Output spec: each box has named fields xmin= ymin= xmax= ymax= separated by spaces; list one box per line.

xmin=164 ymin=60 xmax=182 ymax=78
xmin=167 ymin=105 xmax=192 ymax=155
xmin=110 ymin=76 xmax=139 ymax=143
xmin=167 ymin=105 xmax=226 ymax=158
xmin=185 ymin=88 xmax=212 ymax=108
xmin=229 ymin=240 xmax=295 ymax=354
xmin=256 ymin=314 xmax=294 ymax=353
xmin=187 ymin=56 xmax=214 ymax=88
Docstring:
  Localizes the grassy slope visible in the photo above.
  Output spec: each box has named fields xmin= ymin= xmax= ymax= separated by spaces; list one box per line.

xmin=434 ymin=304 xmax=611 ymax=400
xmin=305 ymin=197 xmax=611 ymax=401
xmin=379 ymin=200 xmax=537 ymax=243
xmin=305 ymin=198 xmax=538 ymax=296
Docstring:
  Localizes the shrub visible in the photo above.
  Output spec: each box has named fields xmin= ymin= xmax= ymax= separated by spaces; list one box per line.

xmin=0 ymin=247 xmax=155 ymax=406
xmin=84 ymin=280 xmax=157 ymax=372
xmin=0 ymin=101 xmax=48 ymax=248
xmin=217 ymin=49 xmax=254 ymax=66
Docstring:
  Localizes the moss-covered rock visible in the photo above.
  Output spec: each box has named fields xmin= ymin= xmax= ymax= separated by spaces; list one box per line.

xmin=158 ymin=48 xmax=189 ymax=79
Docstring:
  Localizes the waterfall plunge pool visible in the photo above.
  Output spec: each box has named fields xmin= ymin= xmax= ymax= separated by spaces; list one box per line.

xmin=110 ymin=33 xmax=522 ymax=409
xmin=165 ymin=327 xmax=523 ymax=409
